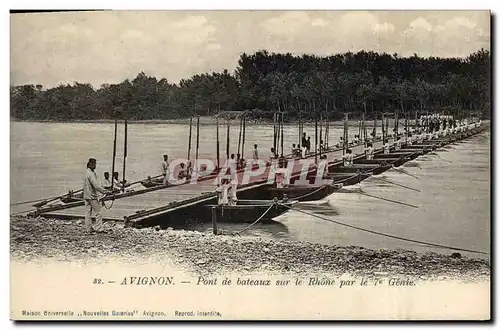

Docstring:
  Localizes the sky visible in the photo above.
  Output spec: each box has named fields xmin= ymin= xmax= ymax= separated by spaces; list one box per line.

xmin=10 ymin=10 xmax=491 ymax=89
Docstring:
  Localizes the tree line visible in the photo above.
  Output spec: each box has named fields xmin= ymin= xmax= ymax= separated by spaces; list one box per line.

xmin=10 ymin=49 xmax=490 ymax=121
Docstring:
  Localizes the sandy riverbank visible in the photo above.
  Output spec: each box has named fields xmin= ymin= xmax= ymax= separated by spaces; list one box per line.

xmin=10 ymin=215 xmax=490 ymax=282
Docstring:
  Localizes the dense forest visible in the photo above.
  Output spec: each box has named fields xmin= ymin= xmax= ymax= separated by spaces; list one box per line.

xmin=10 ymin=49 xmax=490 ymax=121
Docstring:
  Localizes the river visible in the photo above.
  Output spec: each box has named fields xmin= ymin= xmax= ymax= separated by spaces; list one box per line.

xmin=10 ymin=121 xmax=490 ymax=259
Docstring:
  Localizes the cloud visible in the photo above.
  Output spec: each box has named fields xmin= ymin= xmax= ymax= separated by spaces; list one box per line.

xmin=261 ymin=11 xmax=312 ymax=36
xmin=10 ymin=11 xmax=490 ymax=88
xmin=401 ymin=16 xmax=489 ymax=57
xmin=373 ymin=22 xmax=396 ymax=35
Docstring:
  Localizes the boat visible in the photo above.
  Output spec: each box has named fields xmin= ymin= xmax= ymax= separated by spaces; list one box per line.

xmin=268 ymin=183 xmax=343 ymax=202
xmin=205 ymin=199 xmax=297 ymax=223
xmin=140 ymin=177 xmax=164 ymax=188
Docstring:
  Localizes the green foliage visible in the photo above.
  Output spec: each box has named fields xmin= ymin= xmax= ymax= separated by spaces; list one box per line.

xmin=10 ymin=49 xmax=490 ymax=121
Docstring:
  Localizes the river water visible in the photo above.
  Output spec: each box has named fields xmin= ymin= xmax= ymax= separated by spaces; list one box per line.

xmin=10 ymin=121 xmax=491 ymax=259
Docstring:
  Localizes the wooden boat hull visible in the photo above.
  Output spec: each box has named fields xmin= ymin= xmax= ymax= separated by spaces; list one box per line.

xmin=268 ymin=184 xmax=335 ymax=202
xmin=327 ymin=164 xmax=379 ymax=173
xmin=205 ymin=200 xmax=296 ymax=223
xmin=141 ymin=178 xmax=164 ymax=188
xmin=374 ymin=152 xmax=415 ymax=159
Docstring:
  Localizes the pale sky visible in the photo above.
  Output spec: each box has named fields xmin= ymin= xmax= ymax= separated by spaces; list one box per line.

xmin=10 ymin=10 xmax=491 ymax=88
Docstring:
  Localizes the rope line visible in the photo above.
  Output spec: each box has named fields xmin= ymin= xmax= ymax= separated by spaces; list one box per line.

xmin=289 ymin=185 xmax=327 ymax=201
xmin=429 ymin=153 xmax=453 ymax=163
xmin=391 ymin=165 xmax=419 ymax=179
xmin=233 ymin=203 xmax=275 ymax=235
xmin=279 ymin=203 xmax=487 ymax=255
xmin=358 ymin=191 xmax=419 ymax=209
xmin=102 ymin=198 xmax=115 ymax=210
xmin=370 ymin=176 xmax=421 ymax=192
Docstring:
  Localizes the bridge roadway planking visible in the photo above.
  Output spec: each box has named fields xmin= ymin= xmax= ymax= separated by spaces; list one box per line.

xmin=40 ymin=137 xmax=389 ymax=222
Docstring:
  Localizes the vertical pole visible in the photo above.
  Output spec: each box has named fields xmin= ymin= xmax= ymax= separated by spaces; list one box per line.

xmin=280 ymin=112 xmax=284 ymax=157
xmin=216 ymin=117 xmax=220 ymax=169
xmin=405 ymin=112 xmax=408 ymax=144
xmin=121 ymin=119 xmax=128 ymax=193
xmin=273 ymin=112 xmax=277 ymax=152
xmin=426 ymin=111 xmax=429 ymax=133
xmin=187 ymin=117 xmax=193 ymax=161
xmin=111 ymin=119 xmax=117 ymax=192
xmin=343 ymin=113 xmax=348 ymax=156
xmin=195 ymin=115 xmax=200 ymax=161
xmin=319 ymin=114 xmax=323 ymax=151
xmin=237 ymin=116 xmax=242 ymax=156
xmin=211 ymin=206 xmax=218 ymax=235
xmin=298 ymin=112 xmax=302 ymax=147
xmin=325 ymin=112 xmax=330 ymax=150
xmin=241 ymin=115 xmax=246 ymax=160
xmin=386 ymin=114 xmax=390 ymax=140
xmin=315 ymin=114 xmax=318 ymax=164
xmin=362 ymin=113 xmax=366 ymax=147
xmin=382 ymin=113 xmax=385 ymax=144
xmin=395 ymin=110 xmax=398 ymax=138
xmin=226 ymin=119 xmax=230 ymax=160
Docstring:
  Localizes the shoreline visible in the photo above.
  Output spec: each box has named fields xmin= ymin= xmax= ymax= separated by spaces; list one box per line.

xmin=10 ymin=215 xmax=490 ymax=281
xmin=10 ymin=117 xmax=346 ymax=126
xmin=11 ymin=118 xmax=492 ymax=126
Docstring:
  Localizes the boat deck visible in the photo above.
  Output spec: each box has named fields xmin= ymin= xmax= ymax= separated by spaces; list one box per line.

xmin=38 ymin=139 xmax=383 ymax=222
xmin=34 ymin=126 xmax=488 ymax=226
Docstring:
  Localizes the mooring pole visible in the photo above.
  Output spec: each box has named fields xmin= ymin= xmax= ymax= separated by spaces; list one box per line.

xmin=325 ymin=113 xmax=329 ymax=150
xmin=315 ymin=114 xmax=318 ymax=164
xmin=121 ymin=119 xmax=128 ymax=193
xmin=216 ymin=117 xmax=220 ymax=169
xmin=273 ymin=112 xmax=278 ymax=152
xmin=382 ymin=113 xmax=385 ymax=144
xmin=237 ymin=116 xmax=242 ymax=156
xmin=110 ymin=119 xmax=117 ymax=192
xmin=280 ymin=112 xmax=284 ymax=157
xmin=241 ymin=114 xmax=246 ymax=160
xmin=195 ymin=115 xmax=200 ymax=162
xmin=395 ymin=110 xmax=399 ymax=138
xmin=187 ymin=117 xmax=193 ymax=161
xmin=343 ymin=113 xmax=348 ymax=155
xmin=319 ymin=113 xmax=323 ymax=151
xmin=211 ymin=206 xmax=218 ymax=235
xmin=226 ymin=119 xmax=230 ymax=160
xmin=405 ymin=112 xmax=409 ymax=144
xmin=386 ymin=113 xmax=390 ymax=139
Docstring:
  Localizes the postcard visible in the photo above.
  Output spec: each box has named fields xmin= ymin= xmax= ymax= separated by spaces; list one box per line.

xmin=10 ymin=9 xmax=491 ymax=320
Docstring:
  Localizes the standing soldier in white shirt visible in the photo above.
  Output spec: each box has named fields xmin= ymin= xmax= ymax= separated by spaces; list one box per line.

xmin=383 ymin=139 xmax=390 ymax=154
xmin=161 ymin=154 xmax=169 ymax=185
xmin=252 ymin=144 xmax=259 ymax=160
xmin=394 ymin=137 xmax=401 ymax=151
xmin=83 ymin=158 xmax=110 ymax=234
xmin=342 ymin=149 xmax=354 ymax=167
xmin=364 ymin=143 xmax=374 ymax=160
